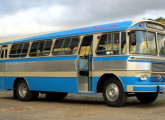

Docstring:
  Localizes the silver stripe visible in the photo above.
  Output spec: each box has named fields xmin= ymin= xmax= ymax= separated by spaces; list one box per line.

xmin=2 ymin=60 xmax=76 ymax=72
xmin=152 ymin=63 xmax=165 ymax=72
xmin=94 ymin=60 xmax=151 ymax=71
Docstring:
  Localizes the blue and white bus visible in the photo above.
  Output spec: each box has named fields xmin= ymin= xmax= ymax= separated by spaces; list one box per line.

xmin=0 ymin=20 xmax=165 ymax=107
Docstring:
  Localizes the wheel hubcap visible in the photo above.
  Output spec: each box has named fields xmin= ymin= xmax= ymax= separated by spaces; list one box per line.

xmin=19 ymin=83 xmax=28 ymax=97
xmin=106 ymin=83 xmax=119 ymax=101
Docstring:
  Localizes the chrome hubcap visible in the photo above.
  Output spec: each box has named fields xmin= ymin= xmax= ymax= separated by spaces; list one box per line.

xmin=106 ymin=83 xmax=119 ymax=101
xmin=19 ymin=83 xmax=28 ymax=97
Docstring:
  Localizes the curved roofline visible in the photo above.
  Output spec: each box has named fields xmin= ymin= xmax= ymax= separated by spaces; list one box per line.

xmin=0 ymin=20 xmax=164 ymax=45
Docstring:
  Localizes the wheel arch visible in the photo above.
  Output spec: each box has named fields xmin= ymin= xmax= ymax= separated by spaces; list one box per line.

xmin=13 ymin=77 xmax=30 ymax=90
xmin=96 ymin=73 xmax=124 ymax=93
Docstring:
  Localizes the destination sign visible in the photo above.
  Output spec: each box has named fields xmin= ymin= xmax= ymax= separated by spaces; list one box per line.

xmin=147 ymin=22 xmax=164 ymax=31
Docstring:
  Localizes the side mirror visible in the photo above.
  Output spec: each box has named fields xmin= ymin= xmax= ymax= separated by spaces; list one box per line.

xmin=130 ymin=33 xmax=136 ymax=45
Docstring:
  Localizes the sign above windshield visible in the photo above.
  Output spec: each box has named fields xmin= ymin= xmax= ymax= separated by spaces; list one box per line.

xmin=147 ymin=22 xmax=164 ymax=31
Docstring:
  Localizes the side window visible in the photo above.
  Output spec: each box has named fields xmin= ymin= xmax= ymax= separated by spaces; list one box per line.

xmin=29 ymin=40 xmax=52 ymax=57
xmin=52 ymin=37 xmax=79 ymax=55
xmin=42 ymin=40 xmax=52 ymax=56
xmin=1 ymin=50 xmax=4 ymax=58
xmin=29 ymin=42 xmax=39 ymax=57
xmin=10 ymin=43 xmax=29 ymax=58
xmin=70 ymin=38 xmax=79 ymax=54
xmin=21 ymin=43 xmax=29 ymax=57
xmin=53 ymin=39 xmax=64 ymax=55
xmin=17 ymin=44 xmax=23 ymax=54
xmin=10 ymin=44 xmax=19 ymax=58
xmin=96 ymin=33 xmax=120 ymax=55
xmin=96 ymin=34 xmax=107 ymax=55
xmin=9 ymin=44 xmax=18 ymax=58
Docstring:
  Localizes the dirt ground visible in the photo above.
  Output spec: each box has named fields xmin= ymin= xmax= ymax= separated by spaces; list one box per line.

xmin=0 ymin=92 xmax=165 ymax=120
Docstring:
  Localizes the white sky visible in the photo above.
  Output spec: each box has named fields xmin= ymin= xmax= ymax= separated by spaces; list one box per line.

xmin=0 ymin=0 xmax=165 ymax=39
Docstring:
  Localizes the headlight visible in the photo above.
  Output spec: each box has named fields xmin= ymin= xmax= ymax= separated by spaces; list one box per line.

xmin=140 ymin=74 xmax=147 ymax=81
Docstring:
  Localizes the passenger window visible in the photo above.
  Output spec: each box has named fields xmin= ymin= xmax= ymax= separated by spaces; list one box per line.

xmin=41 ymin=40 xmax=52 ymax=56
xmin=29 ymin=40 xmax=52 ymax=57
xmin=96 ymin=33 xmax=120 ymax=55
xmin=10 ymin=44 xmax=19 ymax=58
xmin=29 ymin=42 xmax=39 ymax=57
xmin=10 ymin=43 xmax=29 ymax=58
xmin=17 ymin=44 xmax=23 ymax=54
xmin=70 ymin=38 xmax=79 ymax=54
xmin=52 ymin=37 xmax=79 ymax=55
xmin=21 ymin=43 xmax=29 ymax=54
xmin=1 ymin=50 xmax=4 ymax=58
xmin=10 ymin=44 xmax=18 ymax=55
xmin=20 ymin=43 xmax=29 ymax=57
xmin=53 ymin=39 xmax=65 ymax=55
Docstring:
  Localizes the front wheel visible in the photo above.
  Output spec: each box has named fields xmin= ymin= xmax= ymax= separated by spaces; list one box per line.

xmin=102 ymin=78 xmax=127 ymax=107
xmin=136 ymin=92 xmax=158 ymax=104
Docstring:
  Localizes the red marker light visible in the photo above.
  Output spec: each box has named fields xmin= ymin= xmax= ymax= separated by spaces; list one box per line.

xmin=97 ymin=36 xmax=100 ymax=39
xmin=139 ymin=24 xmax=142 ymax=27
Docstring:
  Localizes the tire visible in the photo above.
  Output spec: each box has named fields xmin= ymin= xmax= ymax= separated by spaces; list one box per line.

xmin=102 ymin=78 xmax=127 ymax=107
xmin=136 ymin=92 xmax=158 ymax=104
xmin=46 ymin=92 xmax=68 ymax=101
xmin=16 ymin=80 xmax=38 ymax=101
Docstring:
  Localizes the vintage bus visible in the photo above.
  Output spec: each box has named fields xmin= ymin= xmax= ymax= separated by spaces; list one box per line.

xmin=0 ymin=20 xmax=165 ymax=107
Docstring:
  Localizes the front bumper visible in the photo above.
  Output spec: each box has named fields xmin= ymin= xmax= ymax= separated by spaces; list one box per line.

xmin=127 ymin=85 xmax=165 ymax=92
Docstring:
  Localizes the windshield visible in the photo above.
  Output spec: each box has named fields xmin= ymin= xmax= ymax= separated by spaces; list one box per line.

xmin=130 ymin=31 xmax=157 ymax=55
xmin=157 ymin=34 xmax=165 ymax=57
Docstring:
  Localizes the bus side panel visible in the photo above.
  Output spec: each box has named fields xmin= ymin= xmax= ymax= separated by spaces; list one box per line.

xmin=4 ymin=77 xmax=16 ymax=90
xmin=0 ymin=77 xmax=4 ymax=89
xmin=25 ymin=77 xmax=78 ymax=93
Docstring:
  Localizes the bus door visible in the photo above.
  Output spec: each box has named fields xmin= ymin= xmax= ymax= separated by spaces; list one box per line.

xmin=77 ymin=35 xmax=93 ymax=92
xmin=0 ymin=46 xmax=8 ymax=89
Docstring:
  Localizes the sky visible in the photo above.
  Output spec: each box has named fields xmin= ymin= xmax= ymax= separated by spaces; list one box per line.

xmin=1 ymin=0 xmax=165 ymax=39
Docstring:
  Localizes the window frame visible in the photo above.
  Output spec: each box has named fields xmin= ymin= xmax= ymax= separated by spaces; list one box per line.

xmin=129 ymin=30 xmax=157 ymax=56
xmin=9 ymin=42 xmax=30 ymax=58
xmin=29 ymin=39 xmax=52 ymax=57
xmin=96 ymin=32 xmax=122 ymax=56
xmin=52 ymin=36 xmax=80 ymax=56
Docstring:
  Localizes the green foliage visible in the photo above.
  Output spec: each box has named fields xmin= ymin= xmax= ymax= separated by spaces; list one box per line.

xmin=147 ymin=17 xmax=165 ymax=25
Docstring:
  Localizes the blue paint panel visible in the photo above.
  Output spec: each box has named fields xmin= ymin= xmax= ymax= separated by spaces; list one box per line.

xmin=1 ymin=21 xmax=133 ymax=44
xmin=0 ymin=77 xmax=3 ymax=89
xmin=133 ymin=86 xmax=157 ymax=92
xmin=93 ymin=56 xmax=129 ymax=62
xmin=0 ymin=56 xmax=77 ymax=63
xmin=130 ymin=22 xmax=146 ymax=29
xmin=25 ymin=77 xmax=78 ymax=93
xmin=93 ymin=76 xmax=165 ymax=93
xmin=4 ymin=77 xmax=16 ymax=90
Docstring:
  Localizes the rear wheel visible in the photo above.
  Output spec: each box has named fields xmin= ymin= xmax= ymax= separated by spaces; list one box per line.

xmin=102 ymin=78 xmax=127 ymax=107
xmin=136 ymin=92 xmax=158 ymax=104
xmin=16 ymin=80 xmax=39 ymax=101
xmin=46 ymin=92 xmax=68 ymax=101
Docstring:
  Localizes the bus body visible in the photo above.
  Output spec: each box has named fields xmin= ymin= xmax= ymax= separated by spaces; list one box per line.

xmin=0 ymin=20 xmax=165 ymax=106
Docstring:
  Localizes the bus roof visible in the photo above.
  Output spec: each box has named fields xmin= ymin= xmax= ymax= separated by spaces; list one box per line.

xmin=0 ymin=20 xmax=162 ymax=44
